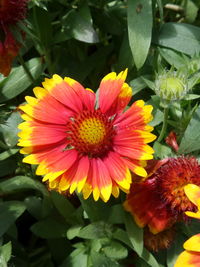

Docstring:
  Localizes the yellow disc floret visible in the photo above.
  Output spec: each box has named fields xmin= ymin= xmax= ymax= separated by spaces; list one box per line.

xmin=79 ymin=118 xmax=106 ymax=145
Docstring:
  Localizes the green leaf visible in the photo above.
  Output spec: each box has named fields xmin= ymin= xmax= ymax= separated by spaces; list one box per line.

xmin=0 ymin=111 xmax=22 ymax=147
xmin=141 ymin=248 xmax=160 ymax=267
xmin=0 ymin=58 xmax=43 ymax=102
xmin=78 ymin=222 xmax=112 ymax=240
xmin=0 ymin=201 xmax=26 ymax=237
xmin=115 ymin=32 xmax=134 ymax=71
xmin=167 ymin=233 xmax=186 ymax=267
xmin=156 ymin=0 xmax=163 ymax=23
xmin=60 ymin=5 xmax=99 ymax=44
xmin=158 ymin=47 xmax=188 ymax=69
xmin=179 ymin=105 xmax=200 ymax=153
xmin=153 ymin=141 xmax=173 ymax=159
xmin=32 ymin=7 xmax=52 ymax=50
xmin=0 ymin=176 xmax=48 ymax=197
xmin=103 ymin=241 xmax=128 ymax=260
xmin=184 ymin=94 xmax=200 ymax=100
xmin=90 ymin=250 xmax=119 ymax=267
xmin=155 ymin=23 xmax=200 ymax=56
xmin=31 ymin=218 xmax=68 ymax=239
xmin=124 ymin=213 xmax=143 ymax=256
xmin=61 ymin=247 xmax=88 ymax=267
xmin=51 ymin=191 xmax=77 ymax=224
xmin=78 ymin=195 xmax=110 ymax=222
xmin=185 ymin=0 xmax=198 ymax=23
xmin=106 ymin=204 xmax=124 ymax=224
xmin=129 ymin=76 xmax=149 ymax=96
xmin=0 ymin=148 xmax=18 ymax=161
xmin=67 ymin=225 xmax=82 ymax=240
xmin=0 ymin=242 xmax=12 ymax=263
xmin=0 ymin=157 xmax=17 ymax=177
xmin=113 ymin=228 xmax=133 ymax=249
xmin=24 ymin=196 xmax=43 ymax=220
xmin=128 ymin=0 xmax=153 ymax=69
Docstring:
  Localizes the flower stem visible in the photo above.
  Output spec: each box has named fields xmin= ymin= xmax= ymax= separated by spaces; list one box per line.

xmin=18 ymin=54 xmax=35 ymax=83
xmin=157 ymin=107 xmax=169 ymax=142
xmin=44 ymin=49 xmax=54 ymax=76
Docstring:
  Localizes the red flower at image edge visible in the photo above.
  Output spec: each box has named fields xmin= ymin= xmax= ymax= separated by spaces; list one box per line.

xmin=0 ymin=0 xmax=28 ymax=76
xmin=0 ymin=0 xmax=27 ymax=24
xmin=124 ymin=157 xmax=200 ymax=234
xmin=0 ymin=30 xmax=20 ymax=76
xmin=18 ymin=70 xmax=156 ymax=202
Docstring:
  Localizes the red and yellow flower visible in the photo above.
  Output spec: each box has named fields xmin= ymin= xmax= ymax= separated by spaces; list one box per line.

xmin=18 ymin=70 xmax=156 ymax=202
xmin=124 ymin=157 xmax=200 ymax=234
xmin=175 ymin=184 xmax=200 ymax=267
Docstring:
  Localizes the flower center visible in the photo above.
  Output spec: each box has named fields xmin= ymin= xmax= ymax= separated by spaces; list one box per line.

xmin=68 ymin=110 xmax=115 ymax=157
xmin=78 ymin=117 xmax=106 ymax=145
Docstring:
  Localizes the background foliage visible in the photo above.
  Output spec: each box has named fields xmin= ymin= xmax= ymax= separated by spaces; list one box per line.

xmin=1 ymin=0 xmax=200 ymax=266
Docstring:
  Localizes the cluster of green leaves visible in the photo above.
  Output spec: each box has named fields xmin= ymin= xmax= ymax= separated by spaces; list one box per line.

xmin=1 ymin=0 xmax=200 ymax=266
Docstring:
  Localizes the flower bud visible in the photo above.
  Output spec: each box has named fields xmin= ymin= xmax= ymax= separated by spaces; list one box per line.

xmin=155 ymin=70 xmax=188 ymax=102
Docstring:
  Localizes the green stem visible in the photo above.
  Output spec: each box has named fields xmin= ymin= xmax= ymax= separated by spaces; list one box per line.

xmin=44 ymin=48 xmax=54 ymax=76
xmin=18 ymin=54 xmax=35 ymax=83
xmin=157 ymin=107 xmax=169 ymax=142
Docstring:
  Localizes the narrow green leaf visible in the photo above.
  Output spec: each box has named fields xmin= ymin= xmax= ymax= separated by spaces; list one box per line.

xmin=51 ymin=191 xmax=80 ymax=225
xmin=0 ymin=242 xmax=12 ymax=263
xmin=0 ymin=58 xmax=43 ymax=102
xmin=158 ymin=47 xmax=188 ymax=69
xmin=167 ymin=233 xmax=186 ymax=267
xmin=0 ymin=148 xmax=18 ymax=161
xmin=0 ymin=176 xmax=48 ymax=197
xmin=140 ymin=248 xmax=160 ymax=267
xmin=179 ymin=105 xmax=200 ymax=153
xmin=156 ymin=0 xmax=163 ymax=23
xmin=129 ymin=76 xmax=149 ymax=96
xmin=32 ymin=6 xmax=52 ymax=50
xmin=124 ymin=213 xmax=143 ymax=256
xmin=128 ymin=0 xmax=153 ymax=69
xmin=0 ymin=201 xmax=26 ymax=237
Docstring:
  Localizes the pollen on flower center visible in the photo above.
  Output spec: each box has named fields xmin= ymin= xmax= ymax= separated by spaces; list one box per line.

xmin=78 ymin=117 xmax=106 ymax=145
xmin=68 ymin=110 xmax=115 ymax=157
